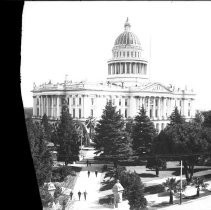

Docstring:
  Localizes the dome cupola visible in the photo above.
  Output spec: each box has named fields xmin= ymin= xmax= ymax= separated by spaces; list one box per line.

xmin=107 ymin=18 xmax=149 ymax=87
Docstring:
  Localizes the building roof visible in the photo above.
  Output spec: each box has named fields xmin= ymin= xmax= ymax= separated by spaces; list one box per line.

xmin=114 ymin=18 xmax=141 ymax=46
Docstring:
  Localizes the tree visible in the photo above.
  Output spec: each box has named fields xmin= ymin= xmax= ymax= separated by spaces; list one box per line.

xmin=159 ymin=122 xmax=210 ymax=182
xmin=169 ymin=107 xmax=185 ymax=125
xmin=193 ymin=111 xmax=204 ymax=125
xmin=191 ymin=177 xmax=208 ymax=197
xmin=131 ymin=106 xmax=157 ymax=155
xmin=126 ymin=172 xmax=147 ymax=210
xmin=85 ymin=116 xmax=96 ymax=140
xmin=26 ymin=118 xmax=53 ymax=187
xmin=57 ymin=103 xmax=80 ymax=165
xmin=94 ymin=101 xmax=132 ymax=159
xmin=162 ymin=178 xmax=180 ymax=204
xmin=203 ymin=110 xmax=211 ymax=128
xmin=74 ymin=120 xmax=90 ymax=146
xmin=41 ymin=114 xmax=53 ymax=142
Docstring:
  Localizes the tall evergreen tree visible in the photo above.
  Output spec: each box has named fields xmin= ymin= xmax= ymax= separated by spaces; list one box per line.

xmin=57 ymin=103 xmax=80 ymax=165
xmin=126 ymin=172 xmax=147 ymax=210
xmin=169 ymin=106 xmax=185 ymax=125
xmin=131 ymin=106 xmax=157 ymax=155
xmin=94 ymin=101 xmax=131 ymax=158
xmin=26 ymin=118 xmax=53 ymax=187
xmin=41 ymin=114 xmax=52 ymax=142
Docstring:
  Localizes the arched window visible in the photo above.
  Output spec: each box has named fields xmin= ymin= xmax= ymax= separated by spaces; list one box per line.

xmin=127 ymin=51 xmax=129 ymax=57
xmin=131 ymin=52 xmax=133 ymax=57
xmin=135 ymin=52 xmax=136 ymax=57
xmin=117 ymin=52 xmax=118 ymax=57
xmin=123 ymin=52 xmax=125 ymax=57
xmin=120 ymin=51 xmax=121 ymax=57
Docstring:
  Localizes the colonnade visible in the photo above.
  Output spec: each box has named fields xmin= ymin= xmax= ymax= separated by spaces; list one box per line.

xmin=33 ymin=95 xmax=62 ymax=119
xmin=108 ymin=62 xmax=147 ymax=75
xmin=133 ymin=96 xmax=183 ymax=120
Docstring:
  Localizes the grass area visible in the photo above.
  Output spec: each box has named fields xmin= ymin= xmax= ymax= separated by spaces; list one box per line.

xmin=98 ymin=161 xmax=211 ymax=207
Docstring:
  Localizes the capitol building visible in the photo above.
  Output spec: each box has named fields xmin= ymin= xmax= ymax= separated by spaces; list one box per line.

xmin=32 ymin=18 xmax=196 ymax=132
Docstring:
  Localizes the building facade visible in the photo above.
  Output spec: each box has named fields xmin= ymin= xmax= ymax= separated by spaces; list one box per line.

xmin=32 ymin=18 xmax=196 ymax=132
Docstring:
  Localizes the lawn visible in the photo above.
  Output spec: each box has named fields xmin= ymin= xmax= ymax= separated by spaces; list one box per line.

xmin=98 ymin=161 xmax=211 ymax=208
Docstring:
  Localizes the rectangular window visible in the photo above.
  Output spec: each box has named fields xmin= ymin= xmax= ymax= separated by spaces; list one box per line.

xmin=91 ymin=98 xmax=94 ymax=105
xmin=91 ymin=109 xmax=93 ymax=117
xmin=113 ymin=99 xmax=115 ymax=105
xmin=155 ymin=109 xmax=158 ymax=118
xmin=67 ymin=98 xmax=69 ymax=105
xmin=127 ymin=63 xmax=130 ymax=73
xmin=188 ymin=110 xmax=190 ymax=117
xmin=150 ymin=109 xmax=152 ymax=118
xmin=79 ymin=109 xmax=81 ymax=119
xmin=180 ymin=100 xmax=182 ymax=106
xmin=125 ymin=109 xmax=127 ymax=118
xmin=119 ymin=99 xmax=121 ymax=106
xmin=119 ymin=109 xmax=121 ymax=115
xmin=155 ymin=99 xmax=158 ymax=106
xmin=123 ymin=52 xmax=125 ymax=57
xmin=127 ymin=51 xmax=129 ymax=57
xmin=125 ymin=99 xmax=128 ymax=106
xmin=79 ymin=98 xmax=81 ymax=105
xmin=73 ymin=108 xmax=75 ymax=118
xmin=73 ymin=98 xmax=75 ymax=105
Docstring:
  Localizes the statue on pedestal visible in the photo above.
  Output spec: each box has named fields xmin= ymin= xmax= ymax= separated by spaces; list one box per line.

xmin=112 ymin=179 xmax=124 ymax=208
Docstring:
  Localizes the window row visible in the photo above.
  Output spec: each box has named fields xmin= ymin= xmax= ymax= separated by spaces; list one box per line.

xmin=113 ymin=51 xmax=140 ymax=58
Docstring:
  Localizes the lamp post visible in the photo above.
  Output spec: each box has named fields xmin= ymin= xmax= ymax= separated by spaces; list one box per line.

xmin=180 ymin=160 xmax=182 ymax=205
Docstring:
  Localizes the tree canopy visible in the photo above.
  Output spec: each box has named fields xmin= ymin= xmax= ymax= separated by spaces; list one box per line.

xmin=26 ymin=118 xmax=53 ymax=186
xmin=156 ymin=122 xmax=210 ymax=182
xmin=169 ymin=106 xmax=185 ymax=125
xmin=94 ymin=101 xmax=132 ymax=158
xmin=131 ymin=106 xmax=157 ymax=155
xmin=56 ymin=103 xmax=80 ymax=165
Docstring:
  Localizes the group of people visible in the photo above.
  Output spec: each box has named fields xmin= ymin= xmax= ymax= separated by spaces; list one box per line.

xmin=69 ymin=190 xmax=88 ymax=201
xmin=87 ymin=169 xmax=98 ymax=177
xmin=86 ymin=160 xmax=99 ymax=177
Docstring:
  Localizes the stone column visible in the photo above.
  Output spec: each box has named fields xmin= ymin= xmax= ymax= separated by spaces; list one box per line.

xmin=50 ymin=96 xmax=53 ymax=118
xmin=163 ymin=97 xmax=167 ymax=119
xmin=33 ymin=97 xmax=36 ymax=116
xmin=129 ymin=96 xmax=136 ymax=117
xmin=147 ymin=97 xmax=150 ymax=118
xmin=152 ymin=97 xmax=156 ymax=119
xmin=56 ymin=96 xmax=60 ymax=118
xmin=46 ymin=96 xmax=48 ymax=117
xmin=158 ymin=97 xmax=161 ymax=119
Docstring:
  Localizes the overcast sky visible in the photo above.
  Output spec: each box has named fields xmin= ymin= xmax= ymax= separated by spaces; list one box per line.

xmin=21 ymin=1 xmax=211 ymax=111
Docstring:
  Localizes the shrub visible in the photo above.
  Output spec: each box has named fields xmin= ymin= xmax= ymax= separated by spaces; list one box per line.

xmin=39 ymin=186 xmax=54 ymax=207
xmin=144 ymin=184 xmax=165 ymax=194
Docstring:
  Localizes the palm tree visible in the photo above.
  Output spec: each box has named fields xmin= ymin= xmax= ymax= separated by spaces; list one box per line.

xmin=191 ymin=177 xmax=208 ymax=197
xmin=162 ymin=178 xmax=180 ymax=204
xmin=73 ymin=120 xmax=89 ymax=146
xmin=85 ymin=116 xmax=96 ymax=140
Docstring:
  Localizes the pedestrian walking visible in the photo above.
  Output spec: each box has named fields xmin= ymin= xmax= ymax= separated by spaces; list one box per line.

xmin=95 ymin=170 xmax=98 ymax=177
xmin=78 ymin=191 xmax=81 ymax=201
xmin=62 ymin=199 xmax=67 ymax=210
xmin=88 ymin=170 xmax=90 ymax=178
xmin=86 ymin=160 xmax=89 ymax=167
xmin=83 ymin=190 xmax=87 ymax=200
xmin=69 ymin=190 xmax=73 ymax=200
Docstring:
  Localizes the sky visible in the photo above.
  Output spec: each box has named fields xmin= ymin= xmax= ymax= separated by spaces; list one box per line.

xmin=21 ymin=1 xmax=211 ymax=111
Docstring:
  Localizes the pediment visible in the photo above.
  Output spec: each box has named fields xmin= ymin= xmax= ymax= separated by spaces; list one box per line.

xmin=141 ymin=83 xmax=172 ymax=93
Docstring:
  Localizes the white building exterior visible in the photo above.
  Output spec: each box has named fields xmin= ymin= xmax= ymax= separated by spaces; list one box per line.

xmin=32 ymin=18 xmax=196 ymax=132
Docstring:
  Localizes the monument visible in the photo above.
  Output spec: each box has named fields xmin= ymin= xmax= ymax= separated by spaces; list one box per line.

xmin=112 ymin=179 xmax=124 ymax=208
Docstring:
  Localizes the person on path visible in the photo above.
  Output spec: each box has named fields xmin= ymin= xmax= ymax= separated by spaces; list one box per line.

xmin=88 ymin=170 xmax=90 ymax=178
xmin=83 ymin=190 xmax=87 ymax=200
xmin=95 ymin=170 xmax=98 ymax=177
xmin=62 ymin=199 xmax=67 ymax=210
xmin=78 ymin=191 xmax=81 ymax=201
xmin=69 ymin=190 xmax=73 ymax=200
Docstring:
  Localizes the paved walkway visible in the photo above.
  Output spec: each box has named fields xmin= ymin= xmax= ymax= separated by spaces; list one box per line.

xmin=64 ymin=148 xmax=211 ymax=210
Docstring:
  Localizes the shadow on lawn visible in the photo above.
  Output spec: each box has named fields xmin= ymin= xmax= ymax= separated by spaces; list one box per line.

xmin=139 ymin=173 xmax=157 ymax=178
xmin=162 ymin=167 xmax=211 ymax=176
